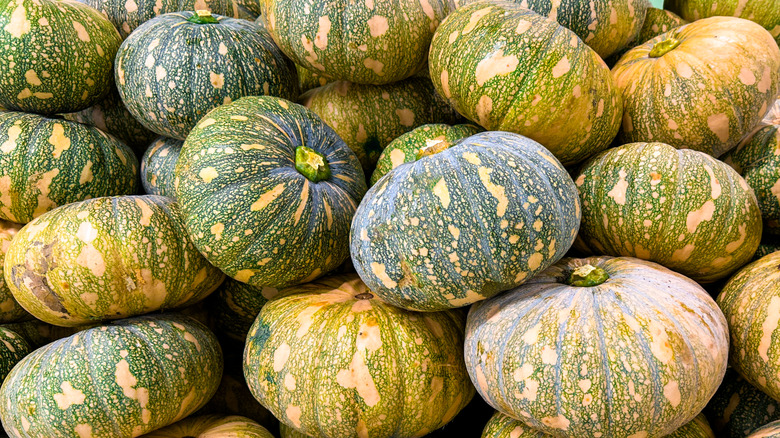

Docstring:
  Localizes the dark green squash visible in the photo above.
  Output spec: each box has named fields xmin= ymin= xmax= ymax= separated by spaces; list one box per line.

xmin=141 ymin=137 xmax=182 ymax=200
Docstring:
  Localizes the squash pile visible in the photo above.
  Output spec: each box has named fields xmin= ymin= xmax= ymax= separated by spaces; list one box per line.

xmin=0 ymin=0 xmax=779 ymax=437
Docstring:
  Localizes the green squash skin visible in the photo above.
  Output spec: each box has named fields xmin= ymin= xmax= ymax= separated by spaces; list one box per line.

xmin=748 ymin=420 xmax=780 ymax=438
xmin=612 ymin=17 xmax=780 ymax=158
xmin=575 ymin=142 xmax=762 ymax=283
xmin=140 ymin=415 xmax=275 ymax=438
xmin=705 ymin=369 xmax=780 ymax=438
xmin=301 ymin=77 xmax=462 ymax=174
xmin=140 ymin=137 xmax=182 ymax=200
xmin=244 ymin=274 xmax=474 ymax=438
xmin=0 ymin=220 xmax=31 ymax=323
xmin=0 ymin=0 xmax=121 ymax=115
xmin=0 ymin=326 xmax=30 ymax=383
xmin=350 ymin=131 xmax=580 ymax=312
xmin=664 ymin=0 xmax=780 ymax=45
xmin=605 ymin=8 xmax=688 ymax=66
xmin=259 ymin=0 xmax=451 ymax=85
xmin=754 ymin=233 xmax=780 ymax=261
xmin=370 ymin=123 xmax=482 ymax=186
xmin=115 ymin=11 xmax=299 ymax=141
xmin=209 ymin=278 xmax=277 ymax=343
xmin=0 ymin=319 xmax=86 ymax=348
xmin=279 ymin=423 xmax=309 ymax=438
xmin=175 ymin=96 xmax=367 ymax=289
xmin=296 ymin=64 xmax=331 ymax=94
xmin=466 ymin=256 xmax=729 ymax=438
xmin=0 ymin=314 xmax=223 ymax=438
xmin=4 ymin=195 xmax=225 ymax=327
xmin=428 ymin=2 xmax=623 ymax=167
xmin=0 ymin=112 xmax=139 ymax=224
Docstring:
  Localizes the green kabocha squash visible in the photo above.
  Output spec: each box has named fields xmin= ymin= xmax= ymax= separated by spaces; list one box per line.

xmin=244 ymin=274 xmax=474 ymax=438
xmin=370 ymin=123 xmax=481 ymax=185
xmin=429 ymin=1 xmax=622 ymax=167
xmin=575 ymin=142 xmax=761 ymax=283
xmin=0 ymin=112 xmax=139 ymax=224
xmin=748 ymin=420 xmax=780 ymax=438
xmin=259 ymin=0 xmax=451 ymax=85
xmin=612 ymin=17 xmax=780 ymax=157
xmin=4 ymin=195 xmax=225 ymax=327
xmin=115 ymin=10 xmax=298 ymax=140
xmin=175 ymin=95 xmax=366 ymax=289
xmin=0 ymin=220 xmax=30 ymax=323
xmin=466 ymin=256 xmax=729 ymax=437
xmin=705 ymin=369 xmax=780 ymax=438
xmin=665 ymin=0 xmax=780 ymax=46
xmin=0 ymin=325 xmax=29 ymax=383
xmin=0 ymin=314 xmax=223 ymax=438
xmin=141 ymin=415 xmax=274 ymax=438
xmin=351 ymin=131 xmax=580 ymax=311
xmin=141 ymin=137 xmax=182 ymax=200
xmin=209 ymin=278 xmax=277 ymax=343
xmin=0 ymin=0 xmax=121 ymax=114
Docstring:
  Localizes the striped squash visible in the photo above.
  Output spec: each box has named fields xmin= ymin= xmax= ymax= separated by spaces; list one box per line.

xmin=0 ymin=112 xmax=139 ymax=224
xmin=748 ymin=421 xmax=780 ymax=438
xmin=0 ymin=0 xmax=121 ymax=114
xmin=0 ymin=220 xmax=30 ymax=323
xmin=209 ymin=278 xmax=277 ymax=343
xmin=175 ymin=96 xmax=366 ymax=289
xmin=612 ymin=17 xmax=780 ymax=157
xmin=665 ymin=0 xmax=780 ymax=45
xmin=259 ymin=0 xmax=451 ymax=85
xmin=705 ymin=369 xmax=780 ymax=438
xmin=244 ymin=274 xmax=474 ymax=438
xmin=465 ymin=256 xmax=729 ymax=437
xmin=0 ymin=314 xmax=223 ymax=438
xmin=141 ymin=415 xmax=274 ymax=438
xmin=428 ymin=1 xmax=622 ymax=167
xmin=301 ymin=77 xmax=462 ymax=173
xmin=370 ymin=123 xmax=481 ymax=185
xmin=115 ymin=10 xmax=298 ymax=140
xmin=0 ymin=325 xmax=30 ymax=383
xmin=141 ymin=137 xmax=182 ymax=200
xmin=575 ymin=142 xmax=761 ymax=283
xmin=351 ymin=131 xmax=580 ymax=311
xmin=4 ymin=195 xmax=225 ymax=327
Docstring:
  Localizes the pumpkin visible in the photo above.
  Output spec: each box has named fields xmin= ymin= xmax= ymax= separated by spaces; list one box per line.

xmin=4 ymin=195 xmax=225 ymax=327
xmin=575 ymin=142 xmax=761 ymax=283
xmin=141 ymin=415 xmax=274 ymax=438
xmin=0 ymin=220 xmax=30 ymax=323
xmin=259 ymin=0 xmax=451 ymax=85
xmin=0 ymin=325 xmax=30 ymax=383
xmin=351 ymin=131 xmax=580 ymax=311
xmin=209 ymin=278 xmax=277 ymax=343
xmin=748 ymin=421 xmax=780 ymax=438
xmin=465 ymin=256 xmax=729 ymax=437
xmin=141 ymin=137 xmax=182 ymax=200
xmin=175 ymin=95 xmax=366 ymax=289
xmin=0 ymin=314 xmax=223 ymax=438
xmin=244 ymin=274 xmax=474 ymax=438
xmin=705 ymin=369 xmax=780 ymax=438
xmin=612 ymin=17 xmax=780 ymax=157
xmin=370 ymin=123 xmax=481 ymax=185
xmin=664 ymin=0 xmax=780 ymax=46
xmin=0 ymin=0 xmax=121 ymax=114
xmin=115 ymin=10 xmax=299 ymax=141
xmin=428 ymin=1 xmax=622 ymax=167
xmin=0 ymin=111 xmax=139 ymax=224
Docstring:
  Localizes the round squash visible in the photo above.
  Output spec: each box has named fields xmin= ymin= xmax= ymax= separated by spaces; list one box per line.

xmin=465 ymin=256 xmax=729 ymax=437
xmin=141 ymin=415 xmax=274 ymax=438
xmin=244 ymin=274 xmax=474 ymax=438
xmin=115 ymin=10 xmax=298 ymax=140
xmin=575 ymin=142 xmax=761 ymax=283
xmin=141 ymin=137 xmax=182 ymax=200
xmin=4 ymin=195 xmax=225 ymax=327
xmin=259 ymin=0 xmax=451 ymax=85
xmin=301 ymin=77 xmax=462 ymax=173
xmin=428 ymin=1 xmax=622 ymax=167
xmin=705 ymin=369 xmax=780 ymax=438
xmin=175 ymin=95 xmax=366 ymax=289
xmin=664 ymin=0 xmax=780 ymax=46
xmin=209 ymin=278 xmax=277 ymax=343
xmin=0 ymin=220 xmax=30 ymax=323
xmin=0 ymin=111 xmax=139 ymax=224
xmin=0 ymin=325 xmax=30 ymax=383
xmin=748 ymin=421 xmax=780 ymax=438
xmin=370 ymin=123 xmax=481 ymax=185
xmin=0 ymin=0 xmax=121 ymax=114
xmin=612 ymin=17 xmax=780 ymax=157
xmin=351 ymin=131 xmax=580 ymax=311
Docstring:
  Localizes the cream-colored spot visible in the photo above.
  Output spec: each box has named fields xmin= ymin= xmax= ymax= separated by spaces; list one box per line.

xmin=527 ymin=252 xmax=543 ymax=271
xmin=389 ymin=149 xmax=406 ymax=169
xmin=251 ymin=183 xmax=285 ymax=211
xmin=274 ymin=343 xmax=291 ymax=372
xmin=79 ymin=161 xmax=94 ymax=185
xmin=364 ymin=58 xmax=385 ymax=76
xmin=336 ymin=349 xmax=381 ymax=406
xmin=284 ymin=373 xmax=296 ymax=391
xmin=1 ymin=124 xmax=22 ymax=153
xmin=198 ymin=118 xmax=216 ymax=129
xmin=49 ymin=124 xmax=71 ymax=159
xmin=209 ymin=72 xmax=224 ymax=89
xmin=475 ymin=50 xmax=518 ymax=86
xmin=541 ymin=415 xmax=570 ymax=430
xmin=686 ymin=200 xmax=715 ymax=233
xmin=72 ymin=22 xmax=90 ymax=42
xmin=25 ymin=69 xmax=41 ymax=86
xmin=649 ymin=321 xmax=673 ymax=364
xmin=155 ymin=66 xmax=166 ymax=80
xmin=76 ymin=244 xmax=106 ymax=277
xmin=210 ymin=222 xmax=224 ymax=240
xmin=541 ymin=346 xmax=558 ymax=364
xmin=677 ymin=62 xmax=693 ymax=78
xmin=367 ymin=15 xmax=389 ymax=37
xmin=738 ymin=68 xmax=756 ymax=86
xmin=463 ymin=7 xmax=493 ymax=34
xmin=607 ymin=169 xmax=628 ymax=205
xmin=476 ymin=95 xmax=493 ymax=126
xmin=663 ymin=381 xmax=681 ymax=407
xmin=53 ymin=381 xmax=86 ymax=410
xmin=4 ymin=3 xmax=31 ymax=38
xmin=478 ymin=167 xmax=508 ymax=217
xmin=218 ymin=42 xmax=228 ymax=55
xmin=759 ymin=297 xmax=780 ymax=362
xmin=199 ymin=167 xmax=218 ymax=183
xmin=314 ymin=16 xmax=331 ymax=50
xmin=286 ymin=405 xmax=302 ymax=428
xmin=725 ymin=223 xmax=747 ymax=253
xmin=446 ymin=290 xmax=483 ymax=307
xmin=125 ymin=0 xmax=138 ymax=13
xmin=707 ymin=113 xmax=730 ymax=143
xmin=432 ymin=178 xmax=451 ymax=208
xmin=515 ymin=19 xmax=532 ymax=34
xmin=440 ymin=70 xmax=451 ymax=98
xmin=551 ymin=56 xmax=571 ymax=78
xmin=76 ymin=221 xmax=98 ymax=243
xmin=357 ymin=320 xmax=382 ymax=352
xmin=671 ymin=244 xmax=695 ymax=262
xmin=702 ymin=165 xmax=721 ymax=199
xmin=371 ymin=262 xmax=397 ymax=288
xmin=135 ymin=198 xmax=154 ymax=226
xmin=74 ymin=424 xmax=93 ymax=438
xmin=396 ymin=109 xmax=414 ymax=127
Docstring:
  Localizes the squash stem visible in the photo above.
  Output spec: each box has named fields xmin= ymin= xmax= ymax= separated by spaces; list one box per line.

xmin=295 ymin=146 xmax=331 ymax=182
xmin=648 ymin=37 xmax=681 ymax=58
xmin=567 ymin=264 xmax=609 ymax=287
xmin=187 ymin=10 xmax=219 ymax=24
xmin=416 ymin=139 xmax=451 ymax=159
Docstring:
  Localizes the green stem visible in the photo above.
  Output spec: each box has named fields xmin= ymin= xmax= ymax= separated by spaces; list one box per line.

xmin=567 ymin=264 xmax=609 ymax=287
xmin=648 ymin=37 xmax=681 ymax=58
xmin=295 ymin=146 xmax=331 ymax=182
xmin=187 ymin=10 xmax=219 ymax=24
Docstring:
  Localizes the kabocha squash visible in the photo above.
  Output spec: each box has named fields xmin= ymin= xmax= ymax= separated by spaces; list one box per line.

xmin=4 ymin=195 xmax=225 ymax=327
xmin=115 ymin=10 xmax=298 ymax=141
xmin=0 ymin=0 xmax=121 ymax=114
xmin=0 ymin=314 xmax=223 ymax=438
xmin=370 ymin=123 xmax=481 ymax=185
xmin=259 ymin=0 xmax=451 ymax=85
xmin=0 ymin=220 xmax=30 ymax=323
xmin=244 ymin=274 xmax=474 ymax=438
xmin=301 ymin=78 xmax=462 ymax=172
xmin=141 ymin=415 xmax=274 ymax=438
xmin=175 ymin=96 xmax=366 ymax=289
xmin=665 ymin=0 xmax=780 ymax=46
xmin=428 ymin=1 xmax=622 ymax=167
xmin=141 ymin=137 xmax=182 ymax=200
xmin=748 ymin=421 xmax=780 ymax=438
xmin=0 ymin=325 xmax=29 ymax=382
xmin=705 ymin=369 xmax=780 ymax=438
xmin=465 ymin=256 xmax=729 ymax=437
xmin=351 ymin=131 xmax=580 ymax=312
xmin=612 ymin=17 xmax=780 ymax=157
xmin=209 ymin=278 xmax=277 ymax=343
xmin=0 ymin=112 xmax=139 ymax=224
xmin=575 ymin=142 xmax=761 ymax=283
